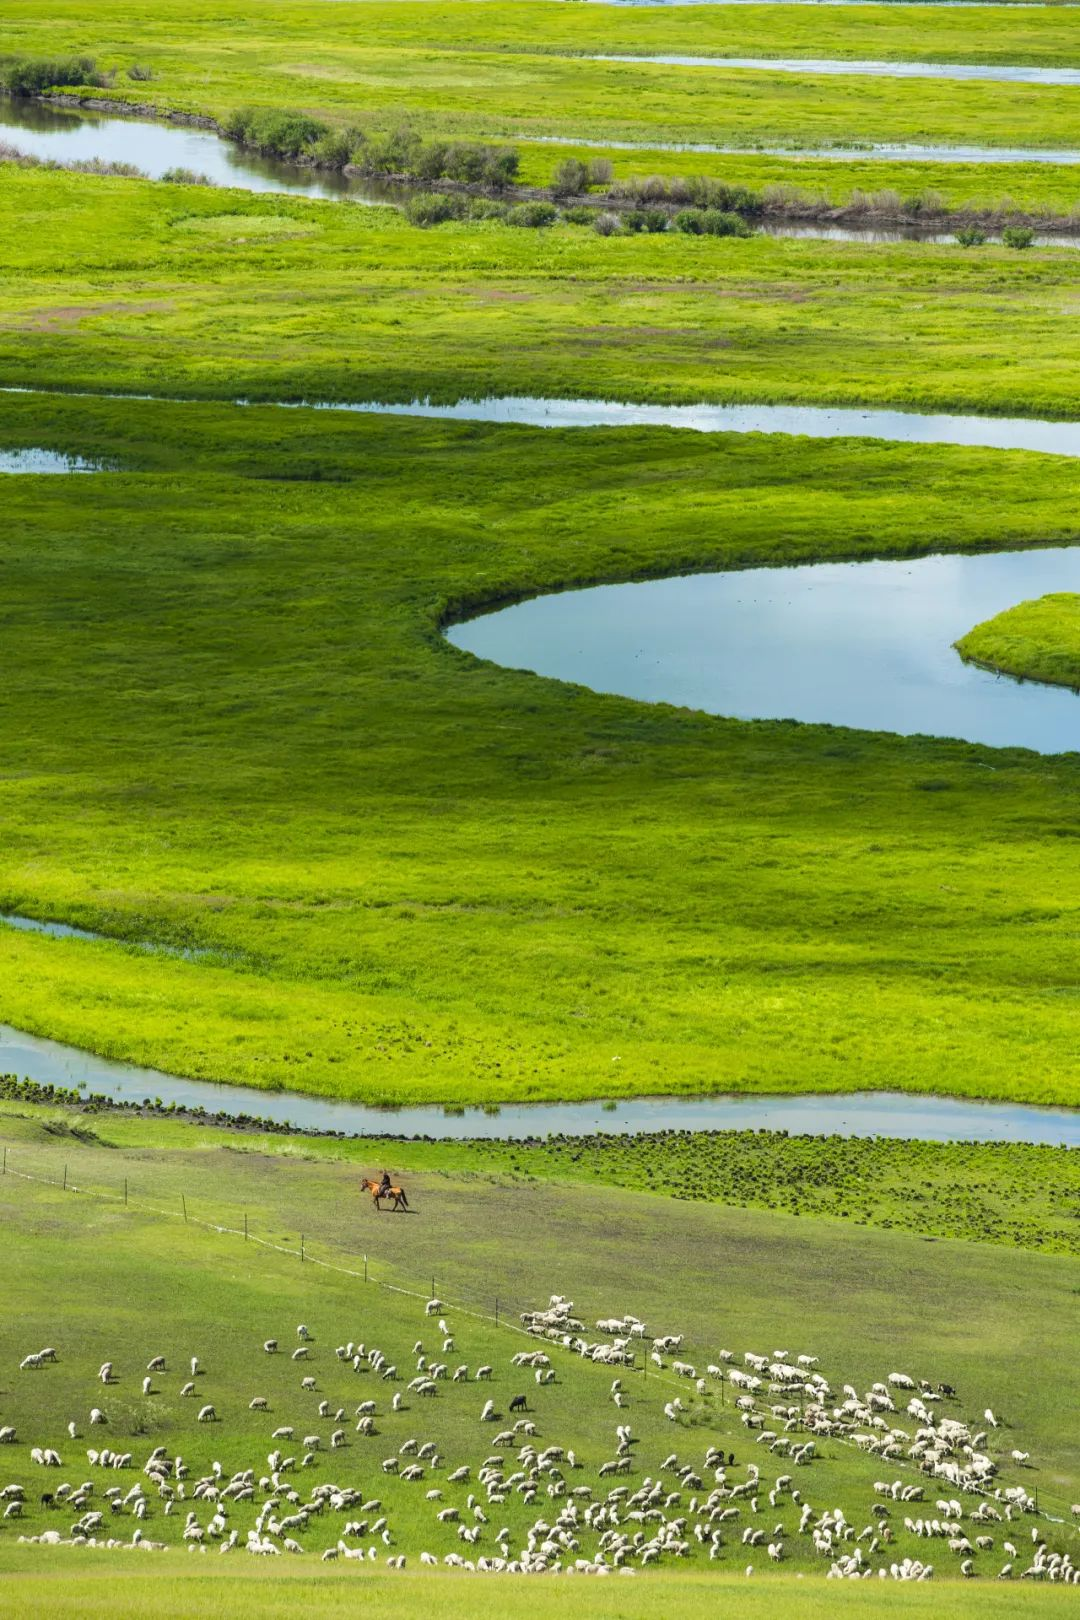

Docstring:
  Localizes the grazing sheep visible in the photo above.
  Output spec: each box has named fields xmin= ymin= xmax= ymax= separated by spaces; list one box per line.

xmin=197 ymin=1406 xmax=216 ymax=1423
xmin=249 ymin=1398 xmax=269 ymax=1412
xmin=90 ymin=1409 xmax=106 ymax=1426
xmin=263 ymin=1340 xmax=277 ymax=1354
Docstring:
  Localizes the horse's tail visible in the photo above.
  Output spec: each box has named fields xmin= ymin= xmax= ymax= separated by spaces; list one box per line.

xmin=399 ymin=1188 xmax=409 ymax=1208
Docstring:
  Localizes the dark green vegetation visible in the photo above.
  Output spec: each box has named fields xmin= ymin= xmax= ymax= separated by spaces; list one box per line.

xmin=0 ymin=355 xmax=1080 ymax=1103
xmin=957 ymin=593 xmax=1080 ymax=689
xmin=4 ymin=1091 xmax=1079 ymax=1258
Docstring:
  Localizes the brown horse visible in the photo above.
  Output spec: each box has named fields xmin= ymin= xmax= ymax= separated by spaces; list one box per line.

xmin=360 ymin=1176 xmax=410 ymax=1213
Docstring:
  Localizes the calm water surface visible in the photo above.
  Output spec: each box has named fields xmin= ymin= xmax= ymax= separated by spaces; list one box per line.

xmin=591 ymin=54 xmax=1080 ymax=83
xmin=1 ymin=1024 xmax=1076 ymax=1144
xmin=0 ymin=448 xmax=100 ymax=472
xmin=0 ymin=102 xmax=404 ymax=204
xmin=450 ymin=548 xmax=1080 ymax=752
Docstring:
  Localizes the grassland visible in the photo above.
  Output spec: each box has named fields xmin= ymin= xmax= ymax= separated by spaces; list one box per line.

xmin=4 ymin=1562 xmax=1080 ymax=1620
xmin=3 ymin=1090 xmax=1080 ymax=1257
xmin=14 ymin=0 xmax=1080 ymax=160
xmin=1 ymin=1139 xmax=1078 ymax=1545
xmin=14 ymin=167 xmax=1080 ymax=416
xmin=0 ymin=355 xmax=1078 ymax=1103
xmin=957 ymin=593 xmax=1080 ymax=690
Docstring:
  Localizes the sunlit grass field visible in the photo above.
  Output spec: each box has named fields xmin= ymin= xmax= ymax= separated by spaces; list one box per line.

xmin=0 ymin=366 xmax=1078 ymax=1103
xmin=13 ymin=0 xmax=1080 ymax=158
xmin=3 ymin=1092 xmax=1080 ymax=1257
xmin=1 ymin=1136 xmax=1078 ymax=1525
xmin=957 ymin=592 xmax=1080 ymax=689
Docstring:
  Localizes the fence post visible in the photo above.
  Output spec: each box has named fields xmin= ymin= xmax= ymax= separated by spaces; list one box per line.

xmin=301 ymin=1234 xmax=305 ymax=1264
xmin=182 ymin=1194 xmax=187 ymax=1223
xmin=63 ymin=1163 xmax=68 ymax=1191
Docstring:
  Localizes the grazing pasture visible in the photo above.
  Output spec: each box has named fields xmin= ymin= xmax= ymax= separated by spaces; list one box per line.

xmin=1 ymin=1161 xmax=1077 ymax=1588
xmin=0 ymin=1118 xmax=1078 ymax=1507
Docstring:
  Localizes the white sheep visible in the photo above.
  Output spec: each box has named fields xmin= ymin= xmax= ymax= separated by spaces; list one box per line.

xmin=197 ymin=1406 xmax=216 ymax=1423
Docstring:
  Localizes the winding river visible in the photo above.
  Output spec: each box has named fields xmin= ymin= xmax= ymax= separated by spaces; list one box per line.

xmin=2 ymin=1023 xmax=1077 ymax=1145
xmin=4 ymin=102 xmax=1080 ymax=1141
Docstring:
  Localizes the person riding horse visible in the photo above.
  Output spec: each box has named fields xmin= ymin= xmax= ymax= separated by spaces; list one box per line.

xmin=378 ymin=1170 xmax=392 ymax=1199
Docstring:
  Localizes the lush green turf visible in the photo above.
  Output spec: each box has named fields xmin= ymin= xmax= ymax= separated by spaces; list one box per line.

xmin=957 ymin=593 xmax=1080 ymax=690
xmin=4 ymin=1097 xmax=1079 ymax=1259
xmin=14 ymin=0 xmax=1080 ymax=159
xmin=3 ymin=1560 xmax=1078 ymax=1619
xmin=13 ymin=166 xmax=1080 ymax=417
xmin=1 ymin=1144 xmax=1078 ymax=1563
xmin=0 ymin=366 xmax=1078 ymax=1104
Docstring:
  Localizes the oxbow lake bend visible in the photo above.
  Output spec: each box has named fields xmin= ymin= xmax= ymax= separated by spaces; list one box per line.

xmin=1 ymin=1023 xmax=1078 ymax=1146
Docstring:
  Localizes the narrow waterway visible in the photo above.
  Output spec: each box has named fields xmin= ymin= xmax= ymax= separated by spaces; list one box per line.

xmin=590 ymin=54 xmax=1080 ymax=84
xmin=1 ymin=1024 xmax=1076 ymax=1144
xmin=0 ymin=101 xmax=405 ymax=204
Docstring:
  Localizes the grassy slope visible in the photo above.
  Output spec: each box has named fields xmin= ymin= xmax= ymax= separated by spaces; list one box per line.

xmin=0 ymin=370 xmax=1077 ymax=1103
xmin=1 ymin=1151 xmax=1078 ymax=1538
xmin=957 ymin=592 xmax=1080 ymax=690
xmin=3 ymin=1095 xmax=1079 ymax=1256
xmin=14 ymin=0 xmax=1080 ymax=153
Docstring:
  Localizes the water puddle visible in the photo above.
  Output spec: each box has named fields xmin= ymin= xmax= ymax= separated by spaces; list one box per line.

xmin=591 ymin=54 xmax=1080 ymax=85
xmin=534 ymin=133 xmax=1080 ymax=161
xmin=0 ymin=101 xmax=404 ymax=205
xmin=760 ymin=220 xmax=1080 ymax=248
xmin=0 ymin=912 xmax=229 ymax=963
xmin=0 ymin=448 xmax=101 ymax=473
xmin=1 ymin=1023 xmax=1076 ymax=1144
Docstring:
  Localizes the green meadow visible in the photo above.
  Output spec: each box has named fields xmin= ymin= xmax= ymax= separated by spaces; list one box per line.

xmin=958 ymin=593 xmax=1080 ymax=690
xmin=0 ymin=354 xmax=1079 ymax=1104
xmin=14 ymin=0 xmax=1080 ymax=159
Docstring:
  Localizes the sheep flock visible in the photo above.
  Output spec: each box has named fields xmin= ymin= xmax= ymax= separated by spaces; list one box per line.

xmin=3 ymin=1293 xmax=1077 ymax=1585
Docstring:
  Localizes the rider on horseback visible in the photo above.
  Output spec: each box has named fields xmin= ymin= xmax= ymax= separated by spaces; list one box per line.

xmin=378 ymin=1169 xmax=392 ymax=1199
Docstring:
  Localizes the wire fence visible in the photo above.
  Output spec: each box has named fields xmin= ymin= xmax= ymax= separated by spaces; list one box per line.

xmin=2 ymin=1140 xmax=1077 ymax=1529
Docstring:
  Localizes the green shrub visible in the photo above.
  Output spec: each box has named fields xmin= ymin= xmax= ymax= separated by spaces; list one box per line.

xmin=593 ymin=210 xmax=622 ymax=236
xmin=561 ymin=205 xmax=595 ymax=226
xmin=126 ymin=64 xmax=153 ymax=82
xmin=552 ymin=157 xmax=589 ymax=198
xmin=1002 ymin=225 xmax=1035 ymax=250
xmin=507 ymin=201 xmax=557 ymax=228
xmin=2 ymin=54 xmax=101 ymax=96
xmin=955 ymin=227 xmax=987 ymax=248
xmin=223 ymin=107 xmax=329 ymax=159
xmin=586 ymin=157 xmax=613 ymax=187
xmin=673 ymin=208 xmax=705 ymax=236
xmin=469 ymin=199 xmax=511 ymax=221
xmin=404 ymin=191 xmax=467 ymax=227
xmin=482 ymin=147 xmax=519 ymax=190
xmin=160 ymin=167 xmax=214 ymax=186
xmin=698 ymin=208 xmax=753 ymax=238
xmin=310 ymin=128 xmax=360 ymax=169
